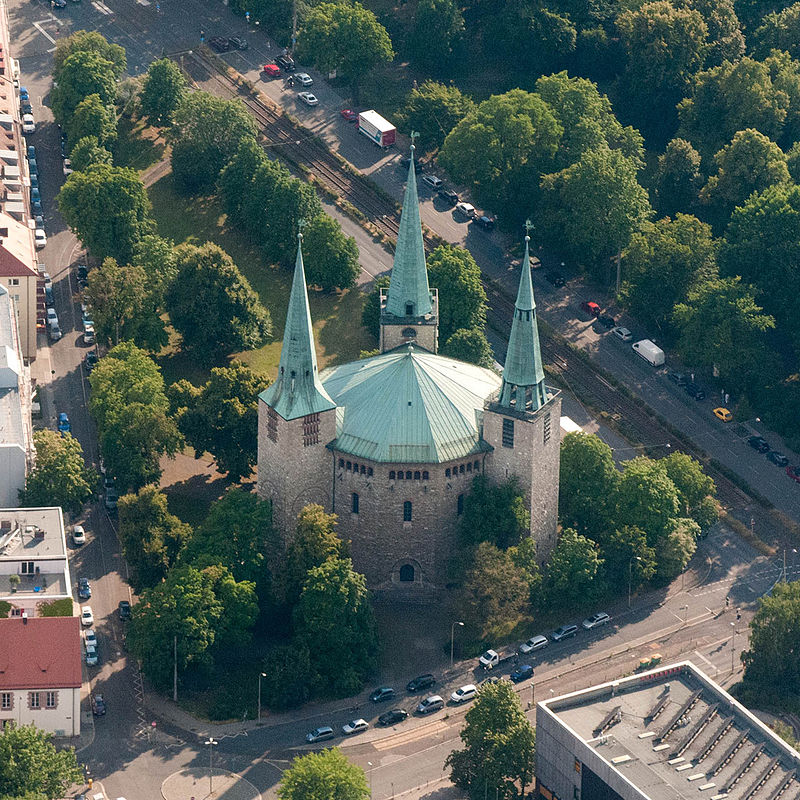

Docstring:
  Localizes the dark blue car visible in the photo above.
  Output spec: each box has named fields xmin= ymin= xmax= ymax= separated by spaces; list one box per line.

xmin=510 ymin=664 xmax=534 ymax=683
xmin=57 ymin=412 xmax=71 ymax=435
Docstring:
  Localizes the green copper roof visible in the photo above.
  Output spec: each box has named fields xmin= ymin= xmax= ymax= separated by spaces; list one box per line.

xmin=384 ymin=145 xmax=433 ymax=318
xmin=260 ymin=235 xmax=336 ymax=421
xmin=499 ymin=236 xmax=548 ymax=411
xmin=320 ymin=344 xmax=500 ymax=463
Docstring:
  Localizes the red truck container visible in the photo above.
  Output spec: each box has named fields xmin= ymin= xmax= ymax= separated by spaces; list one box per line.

xmin=357 ymin=110 xmax=396 ymax=148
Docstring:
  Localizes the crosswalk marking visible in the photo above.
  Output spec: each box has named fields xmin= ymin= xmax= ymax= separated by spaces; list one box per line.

xmin=91 ymin=0 xmax=113 ymax=13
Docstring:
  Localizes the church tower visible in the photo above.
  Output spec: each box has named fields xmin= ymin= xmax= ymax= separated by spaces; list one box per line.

xmin=380 ymin=142 xmax=439 ymax=354
xmin=484 ymin=232 xmax=561 ymax=562
xmin=257 ymin=233 xmax=338 ymax=536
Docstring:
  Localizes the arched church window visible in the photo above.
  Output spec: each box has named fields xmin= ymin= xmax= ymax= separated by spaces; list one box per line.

xmin=406 ymin=471 xmax=412 ymax=480
xmin=403 ymin=501 xmax=413 ymax=522
xmin=414 ymin=471 xmax=421 ymax=480
xmin=399 ymin=564 xmax=415 ymax=582
xmin=422 ymin=471 xmax=429 ymax=480
xmin=389 ymin=470 xmax=396 ymax=479
xmin=352 ymin=493 xmax=359 ymax=514
xmin=405 ymin=303 xmax=414 ymax=316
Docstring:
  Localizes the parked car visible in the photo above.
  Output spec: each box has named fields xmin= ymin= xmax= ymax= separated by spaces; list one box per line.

xmin=473 ymin=214 xmax=495 ymax=230
xmin=786 ymin=465 xmax=800 ymax=483
xmin=85 ymin=645 xmax=98 ymax=667
xmin=519 ymin=634 xmax=548 ymax=654
xmin=57 ymin=412 xmax=71 ymax=435
xmin=72 ymin=525 xmax=86 ymax=545
xmin=28 ymin=158 xmax=38 ymax=176
xmin=685 ymin=382 xmax=706 ymax=400
xmin=105 ymin=489 xmax=119 ymax=512
xmin=227 ymin=36 xmax=248 ymax=50
xmin=450 ymin=684 xmax=477 ymax=704
xmin=81 ymin=606 xmax=94 ymax=627
xmin=208 ymin=36 xmax=231 ymax=52
xmin=378 ymin=708 xmax=408 ymax=726
xmin=667 ymin=371 xmax=687 ymax=387
xmin=713 ymin=407 xmax=733 ymax=423
xmin=295 ymin=72 xmax=313 ymax=86
xmin=85 ymin=629 xmax=97 ymax=648
xmin=78 ymin=578 xmax=91 ymax=600
xmin=437 ymin=187 xmax=459 ymax=205
xmin=51 ymin=0 xmax=67 ymax=8
xmin=748 ymin=435 xmax=770 ymax=453
xmin=306 ymin=726 xmax=335 ymax=743
xmin=34 ymin=229 xmax=46 ymax=249
xmin=26 ymin=144 xmax=35 ymax=160
xmin=767 ymin=451 xmax=790 ymax=467
xmin=551 ymin=624 xmax=578 ymax=641
xmin=91 ymin=694 xmax=106 ymax=715
xmin=400 ymin=155 xmax=424 ymax=173
xmin=30 ymin=188 xmax=41 ymax=212
xmin=342 ymin=718 xmax=369 ymax=735
xmin=85 ymin=351 xmax=99 ymax=372
xmin=597 ymin=314 xmax=616 ymax=329
xmin=612 ymin=326 xmax=633 ymax=342
xmin=63 ymin=158 xmax=73 ymax=176
xmin=416 ymin=695 xmax=444 ymax=715
xmin=48 ymin=322 xmax=62 ymax=341
xmin=262 ymin=63 xmax=281 ymax=78
xmin=340 ymin=108 xmax=358 ymax=122
xmin=76 ymin=264 xmax=89 ymax=288
xmin=510 ymin=664 xmax=534 ymax=683
xmin=406 ymin=674 xmax=435 ymax=693
xmin=83 ymin=323 xmax=95 ymax=345
xmin=276 ymin=54 xmax=296 ymax=71
xmin=22 ymin=114 xmax=35 ymax=134
xmin=20 ymin=88 xmax=29 ymax=102
xmin=118 ymin=600 xmax=132 ymax=621
xmin=21 ymin=102 xmax=33 ymax=117
xmin=370 ymin=687 xmax=395 ymax=703
xmin=297 ymin=92 xmax=318 ymax=106
xmin=422 ymin=175 xmax=443 ymax=189
xmin=582 ymin=611 xmax=611 ymax=629
xmin=545 ymin=272 xmax=566 ymax=287
xmin=580 ymin=300 xmax=601 ymax=317
xmin=455 ymin=202 xmax=476 ymax=218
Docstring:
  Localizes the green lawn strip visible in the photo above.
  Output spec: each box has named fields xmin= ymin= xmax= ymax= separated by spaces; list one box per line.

xmin=113 ymin=116 xmax=165 ymax=172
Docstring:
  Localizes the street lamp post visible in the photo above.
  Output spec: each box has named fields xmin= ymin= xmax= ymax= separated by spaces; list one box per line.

xmin=450 ymin=621 xmax=464 ymax=669
xmin=681 ymin=604 xmax=689 ymax=625
xmin=783 ymin=548 xmax=797 ymax=582
xmin=628 ymin=556 xmax=642 ymax=608
xmin=730 ymin=624 xmax=738 ymax=674
xmin=257 ymin=671 xmax=266 ymax=722
xmin=205 ymin=737 xmax=217 ymax=796
xmin=368 ymin=761 xmax=373 ymax=798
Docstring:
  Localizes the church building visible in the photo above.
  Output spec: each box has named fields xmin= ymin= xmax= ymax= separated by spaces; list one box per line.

xmin=257 ymin=146 xmax=562 ymax=590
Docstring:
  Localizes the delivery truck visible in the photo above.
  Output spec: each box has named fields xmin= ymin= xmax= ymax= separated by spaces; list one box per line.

xmin=357 ymin=110 xmax=396 ymax=148
xmin=632 ymin=339 xmax=666 ymax=367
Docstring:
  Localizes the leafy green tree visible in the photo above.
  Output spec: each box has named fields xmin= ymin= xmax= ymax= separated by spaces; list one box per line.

xmin=460 ymin=475 xmax=529 ymax=550
xmin=131 ymin=234 xmax=178 ymax=302
xmin=294 ymin=557 xmax=379 ymax=697
xmin=673 ymin=277 xmax=776 ymax=393
xmin=128 ymin=563 xmax=258 ymax=690
xmin=169 ymin=362 xmax=269 ymax=481
xmin=302 ymin=214 xmax=360 ymax=291
xmin=67 ymin=93 xmax=116 ymax=152
xmin=296 ymin=2 xmax=394 ymax=98
xmin=217 ymin=137 xmax=270 ymax=228
xmin=620 ymin=214 xmax=718 ymax=335
xmin=458 ymin=542 xmax=531 ymax=643
xmin=69 ymin=135 xmax=112 ymax=172
xmin=700 ymin=128 xmax=790 ymax=220
xmin=118 ymin=486 xmax=192 ymax=591
xmin=688 ymin=0 xmax=744 ymax=66
xmin=85 ymin=257 xmax=167 ymax=350
xmin=542 ymin=527 xmax=604 ymax=608
xmin=613 ymin=457 xmax=680 ymax=545
xmin=442 ymin=327 xmax=493 ymax=367
xmin=507 ymin=536 xmax=542 ymax=604
xmin=652 ymin=138 xmax=704 ymax=217
xmin=661 ymin=451 xmax=718 ymax=524
xmin=742 ymin=579 xmax=800 ymax=689
xmin=170 ymin=92 xmax=258 ymax=192
xmin=260 ymin=642 xmax=312 ymax=710
xmin=53 ymin=30 xmax=126 ymax=80
xmin=427 ymin=244 xmax=487 ymax=342
xmin=408 ymin=0 xmax=464 ymax=74
xmin=602 ymin=525 xmax=656 ymax=595
xmin=58 ymin=164 xmax=154 ymax=264
xmin=18 ymin=430 xmax=95 ymax=514
xmin=51 ymin=49 xmax=118 ymax=125
xmin=787 ymin=139 xmax=800 ymax=180
xmin=538 ymin=145 xmax=652 ymax=282
xmin=89 ymin=341 xmax=183 ymax=491
xmin=0 ymin=726 xmax=82 ymax=800
xmin=558 ymin=431 xmax=619 ymax=543
xmin=656 ymin=518 xmax=699 ymax=580
xmin=361 ymin=275 xmax=390 ymax=342
xmin=446 ymin=681 xmax=536 ymax=800
xmin=140 ymin=58 xmax=187 ymax=125
xmin=278 ymin=748 xmax=369 ymax=800
xmin=396 ymin=81 xmax=475 ymax=153
xmin=165 ymin=242 xmax=272 ymax=362
xmin=753 ymin=2 xmax=800 ymax=58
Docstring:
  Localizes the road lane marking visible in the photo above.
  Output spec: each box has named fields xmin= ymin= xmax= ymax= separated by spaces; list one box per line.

xmin=372 ymin=720 xmax=449 ymax=750
xmin=32 ymin=21 xmax=56 ymax=44
xmin=693 ymin=650 xmax=718 ymax=674
xmin=91 ymin=1 xmax=114 ymax=13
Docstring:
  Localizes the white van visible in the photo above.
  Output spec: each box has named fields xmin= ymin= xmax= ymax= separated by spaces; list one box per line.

xmin=632 ymin=339 xmax=665 ymax=367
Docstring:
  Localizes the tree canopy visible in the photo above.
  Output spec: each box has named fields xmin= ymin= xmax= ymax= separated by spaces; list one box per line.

xmin=442 ymin=327 xmax=494 ymax=367
xmin=278 ymin=748 xmax=369 ymax=800
xmin=408 ymin=0 xmax=464 ymax=75
xmin=301 ymin=215 xmax=360 ymax=291
xmin=140 ymin=58 xmax=187 ymax=125
xmin=53 ymin=29 xmax=126 ymax=80
xmin=651 ymin=138 xmax=703 ymax=217
xmin=69 ymin=135 xmax=113 ymax=172
xmin=459 ymin=475 xmax=529 ymax=551
xmin=396 ymin=81 xmax=475 ymax=153
xmin=542 ymin=527 xmax=603 ymax=608
xmin=427 ymin=244 xmax=487 ymax=342
xmin=67 ymin=93 xmax=116 ymax=151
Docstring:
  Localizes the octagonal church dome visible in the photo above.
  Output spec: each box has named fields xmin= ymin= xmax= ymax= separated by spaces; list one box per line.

xmin=320 ymin=344 xmax=501 ymax=464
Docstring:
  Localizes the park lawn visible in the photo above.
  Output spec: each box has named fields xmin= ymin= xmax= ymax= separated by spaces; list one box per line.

xmin=113 ymin=116 xmax=166 ymax=172
xmin=148 ymin=173 xmax=374 ymax=386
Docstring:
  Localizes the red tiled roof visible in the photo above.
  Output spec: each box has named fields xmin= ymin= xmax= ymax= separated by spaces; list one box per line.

xmin=0 ymin=245 xmax=37 ymax=278
xmin=0 ymin=617 xmax=81 ymax=689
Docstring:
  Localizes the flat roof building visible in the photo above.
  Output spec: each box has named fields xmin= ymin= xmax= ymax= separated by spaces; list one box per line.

xmin=536 ymin=661 xmax=800 ymax=800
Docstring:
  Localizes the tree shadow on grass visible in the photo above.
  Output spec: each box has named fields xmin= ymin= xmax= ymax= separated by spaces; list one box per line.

xmin=113 ymin=116 xmax=166 ymax=172
xmin=161 ymin=468 xmax=232 ymax=527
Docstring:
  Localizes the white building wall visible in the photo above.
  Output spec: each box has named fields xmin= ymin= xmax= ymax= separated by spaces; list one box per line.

xmin=0 ymin=443 xmax=26 ymax=506
xmin=0 ymin=687 xmax=80 ymax=736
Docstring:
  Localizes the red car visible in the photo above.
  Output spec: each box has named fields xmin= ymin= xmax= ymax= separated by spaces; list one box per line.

xmin=786 ymin=465 xmax=800 ymax=483
xmin=580 ymin=300 xmax=601 ymax=317
xmin=262 ymin=64 xmax=281 ymax=78
xmin=340 ymin=108 xmax=358 ymax=122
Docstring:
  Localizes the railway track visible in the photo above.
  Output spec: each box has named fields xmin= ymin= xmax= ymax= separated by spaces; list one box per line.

xmin=185 ymin=50 xmax=751 ymax=511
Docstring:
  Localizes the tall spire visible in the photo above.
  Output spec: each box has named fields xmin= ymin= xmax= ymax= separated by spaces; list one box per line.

xmin=499 ymin=227 xmax=548 ymax=411
xmin=384 ymin=139 xmax=433 ymax=318
xmin=260 ymin=232 xmax=336 ymax=420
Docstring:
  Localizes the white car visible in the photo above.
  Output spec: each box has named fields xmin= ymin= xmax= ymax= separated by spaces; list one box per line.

xmin=341 ymin=718 xmax=368 ymax=735
xmin=582 ymin=611 xmax=611 ymax=629
xmin=297 ymin=91 xmax=318 ymax=106
xmin=295 ymin=72 xmax=313 ymax=86
xmin=80 ymin=606 xmax=94 ymax=627
xmin=46 ymin=307 xmax=58 ymax=326
xmin=455 ymin=202 xmax=476 ymax=218
xmin=85 ymin=644 xmax=98 ymax=666
xmin=519 ymin=634 xmax=548 ymax=654
xmin=85 ymin=629 xmax=97 ymax=648
xmin=22 ymin=114 xmax=35 ymax=134
xmin=72 ymin=525 xmax=86 ymax=545
xmin=613 ymin=326 xmax=633 ymax=342
xmin=34 ymin=229 xmax=46 ymax=249
xmin=422 ymin=175 xmax=443 ymax=189
xmin=450 ymin=684 xmax=477 ymax=704
xmin=62 ymin=158 xmax=73 ymax=176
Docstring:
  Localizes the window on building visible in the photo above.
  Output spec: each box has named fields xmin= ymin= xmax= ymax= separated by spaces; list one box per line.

xmin=9 ymin=278 xmax=18 ymax=286
xmin=1 ymin=693 xmax=11 ymax=710
xmin=389 ymin=470 xmax=396 ymax=479
xmin=474 ymin=460 xmax=480 ymax=471
xmin=339 ymin=458 xmax=344 ymax=468
xmin=399 ymin=564 xmax=415 ymax=582
xmin=267 ymin=407 xmax=279 ymax=443
xmin=397 ymin=471 xmax=404 ymax=480
xmin=29 ymin=692 xmax=40 ymax=709
xmin=346 ymin=461 xmax=352 ymax=471
xmin=406 ymin=471 xmax=412 ymax=480
xmin=405 ymin=303 xmax=414 ymax=316
xmin=20 ymin=562 xmax=33 ymax=574
xmin=445 ymin=468 xmax=451 ymax=478
xmin=466 ymin=462 xmax=472 ymax=472
xmin=352 ymin=492 xmax=359 ymax=514
xmin=10 ymin=608 xmax=21 ymax=617
xmin=459 ymin=464 xmax=465 ymax=474
xmin=414 ymin=471 xmax=421 ymax=480
xmin=403 ymin=501 xmax=412 ymax=522
xmin=367 ymin=467 xmax=373 ymax=476
xmin=45 ymin=692 xmax=56 ymax=709
xmin=360 ymin=465 xmax=366 ymax=474
xmin=353 ymin=463 xmax=359 ymax=473
xmin=457 ymin=493 xmax=464 ymax=515
xmin=422 ymin=471 xmax=429 ymax=480
xmin=502 ymin=418 xmax=515 ymax=448
xmin=544 ymin=413 xmax=551 ymax=444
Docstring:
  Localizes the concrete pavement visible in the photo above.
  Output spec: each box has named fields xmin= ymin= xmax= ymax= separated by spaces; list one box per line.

xmin=161 ymin=768 xmax=261 ymax=800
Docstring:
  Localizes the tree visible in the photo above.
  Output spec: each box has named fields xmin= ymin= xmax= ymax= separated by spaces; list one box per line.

xmin=558 ymin=432 xmax=619 ymax=543
xmin=700 ymin=128 xmax=790 ymax=220
xmin=259 ymin=642 xmax=312 ymax=709
xmin=753 ymin=2 xmax=800 ymax=59
xmin=69 ymin=135 xmax=112 ymax=172
xmin=460 ymin=475 xmax=529 ymax=551
xmin=131 ymin=234 xmax=178 ymax=303
xmin=301 ymin=214 xmax=360 ymax=291
xmin=169 ymin=362 xmax=269 ymax=482
xmin=661 ymin=451 xmax=718 ymax=525
xmin=446 ymin=681 xmax=536 ymax=799
xmin=50 ymin=49 xmax=118 ymax=125
xmin=688 ymin=0 xmax=744 ymax=66
xmin=538 ymin=145 xmax=651 ymax=282
xmin=89 ymin=341 xmax=183 ymax=491
xmin=140 ymin=57 xmax=187 ymax=125
xmin=296 ymin=2 xmax=394 ymax=97
xmin=170 ymin=92 xmax=258 ymax=192
xmin=278 ymin=748 xmax=369 ymax=800
xmin=18 ymin=430 xmax=95 ymax=514
xmin=542 ymin=527 xmax=603 ymax=608
xmin=742 ymin=580 xmax=800 ymax=689
xmin=58 ymin=164 xmax=154 ymax=264
xmin=673 ymin=277 xmax=776 ymax=394
xmin=613 ymin=457 xmax=680 ymax=545
xmin=458 ymin=542 xmax=531 ymax=643
xmin=53 ymin=30 xmax=126 ymax=81
xmin=652 ymin=138 xmax=703 ymax=217
xmin=361 ymin=275 xmax=390 ymax=341
xmin=408 ymin=0 xmax=464 ymax=74
xmin=218 ymin=137 xmax=270 ymax=227
xmin=118 ymin=486 xmax=192 ymax=592
xmin=396 ymin=81 xmax=475 ymax=154
xmin=128 ymin=563 xmax=258 ymax=691
xmin=0 ymin=725 xmax=82 ymax=800
xmin=85 ymin=257 xmax=167 ymax=350
xmin=442 ymin=327 xmax=493 ymax=367
xmin=655 ymin=518 xmax=699 ymax=580
xmin=620 ymin=214 xmax=718 ymax=335
xmin=165 ymin=242 xmax=272 ymax=362
xmin=602 ymin=525 xmax=656 ymax=595
xmin=67 ymin=93 xmax=116 ymax=153
xmin=293 ymin=557 xmax=379 ymax=697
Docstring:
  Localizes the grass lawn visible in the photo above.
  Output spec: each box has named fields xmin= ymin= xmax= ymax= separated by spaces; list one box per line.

xmin=148 ymin=174 xmax=375 ymax=387
xmin=113 ymin=116 xmax=166 ymax=172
